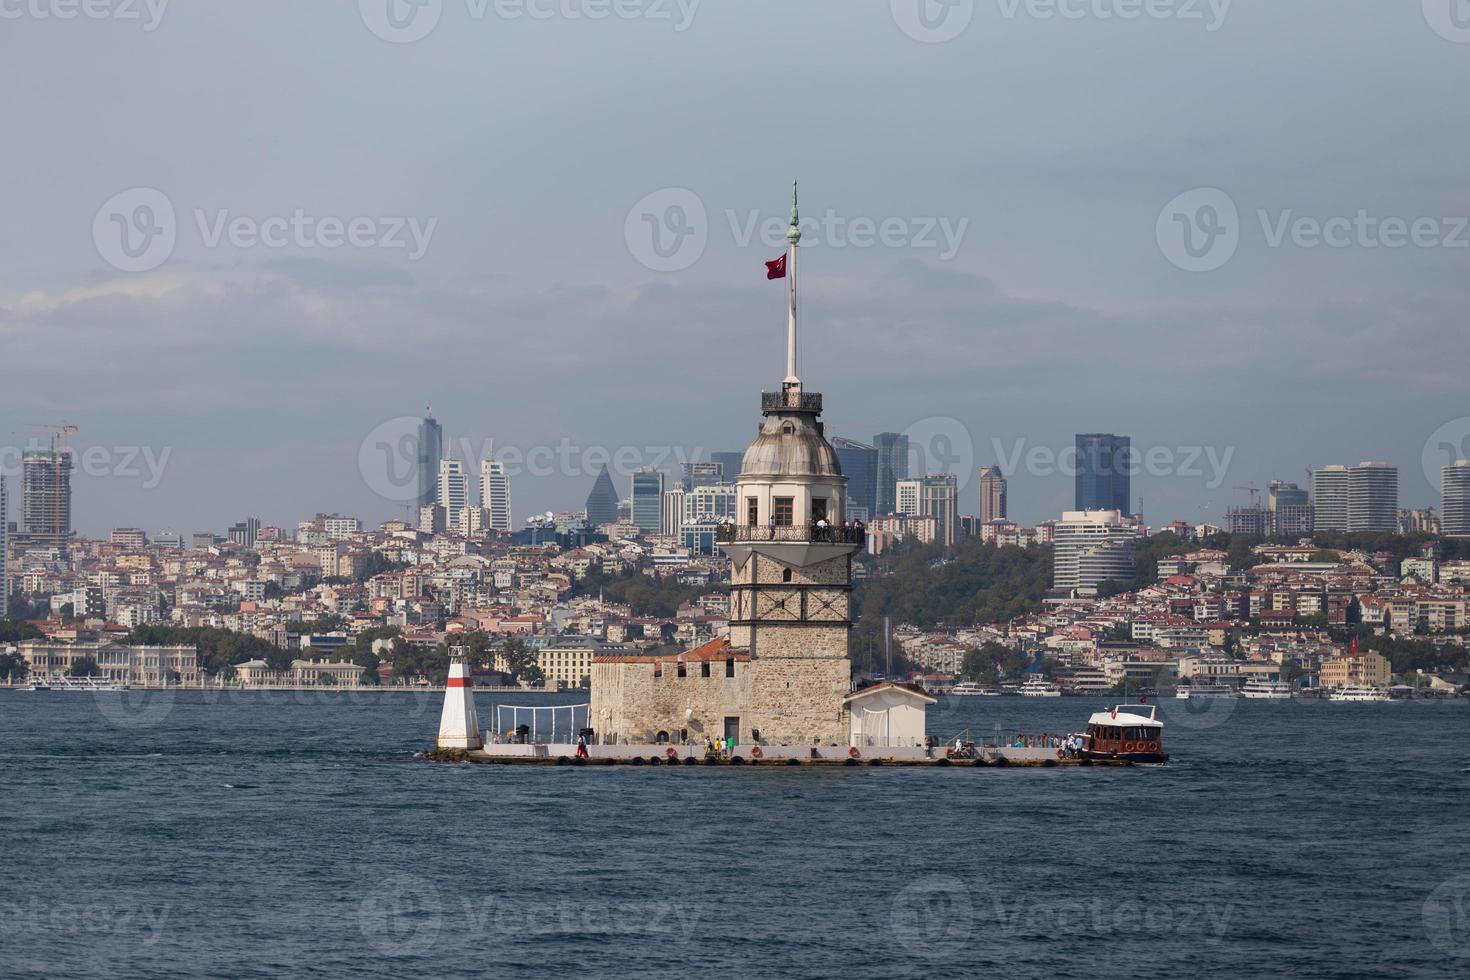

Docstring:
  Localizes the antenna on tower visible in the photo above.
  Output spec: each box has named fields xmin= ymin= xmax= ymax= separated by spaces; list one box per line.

xmin=784 ymin=179 xmax=801 ymax=388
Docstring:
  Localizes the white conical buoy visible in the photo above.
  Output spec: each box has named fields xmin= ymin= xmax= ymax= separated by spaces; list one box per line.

xmin=437 ymin=649 xmax=482 ymax=750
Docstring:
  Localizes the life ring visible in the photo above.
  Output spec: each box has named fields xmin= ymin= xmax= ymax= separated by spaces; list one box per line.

xmin=665 ymin=747 xmax=677 ymax=760
xmin=751 ymin=745 xmax=763 ymax=759
xmin=848 ymin=746 xmax=860 ymax=759
xmin=1124 ymin=741 xmax=1136 ymax=752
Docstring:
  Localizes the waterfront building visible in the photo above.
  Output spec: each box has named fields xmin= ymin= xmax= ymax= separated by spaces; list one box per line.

xmin=18 ymin=641 xmax=200 ymax=686
xmin=1075 ymin=433 xmax=1131 ymax=513
xmin=1444 ymin=461 xmax=1470 ymax=539
xmin=978 ymin=466 xmax=1007 ymax=524
xmin=1319 ymin=650 xmax=1391 ymax=689
xmin=417 ymin=412 xmax=443 ymax=509
xmin=481 ymin=459 xmax=512 ymax=531
xmin=630 ymin=468 xmax=665 ymax=534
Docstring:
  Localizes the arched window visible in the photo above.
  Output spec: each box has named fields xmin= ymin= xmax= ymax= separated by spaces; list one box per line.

xmin=782 ymin=568 xmax=792 ymax=583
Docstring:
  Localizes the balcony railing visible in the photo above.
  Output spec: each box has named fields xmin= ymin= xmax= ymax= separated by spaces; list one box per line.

xmin=716 ymin=523 xmax=866 ymax=546
xmin=761 ymin=390 xmax=823 ymax=414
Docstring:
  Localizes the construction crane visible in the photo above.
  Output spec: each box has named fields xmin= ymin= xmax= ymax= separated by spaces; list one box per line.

xmin=1232 ymin=483 xmax=1262 ymax=509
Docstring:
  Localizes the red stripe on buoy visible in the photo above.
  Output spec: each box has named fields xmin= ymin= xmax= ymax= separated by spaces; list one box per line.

xmin=446 ymin=677 xmax=472 ymax=688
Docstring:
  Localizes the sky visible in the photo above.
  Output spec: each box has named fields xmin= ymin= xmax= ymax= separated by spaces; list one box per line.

xmin=2 ymin=0 xmax=1468 ymax=535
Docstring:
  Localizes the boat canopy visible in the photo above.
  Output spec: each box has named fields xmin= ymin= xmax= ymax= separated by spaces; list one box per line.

xmin=1087 ymin=706 xmax=1162 ymax=728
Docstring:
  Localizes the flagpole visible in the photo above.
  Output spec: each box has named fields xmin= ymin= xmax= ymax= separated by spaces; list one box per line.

xmin=784 ymin=180 xmax=801 ymax=387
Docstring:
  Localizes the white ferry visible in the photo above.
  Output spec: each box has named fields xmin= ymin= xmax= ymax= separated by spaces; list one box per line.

xmin=50 ymin=677 xmax=128 ymax=693
xmin=1175 ymin=683 xmax=1239 ymax=700
xmin=1240 ymin=678 xmax=1293 ymax=700
xmin=1018 ymin=677 xmax=1062 ymax=697
xmin=1081 ymin=703 xmax=1168 ymax=763
xmin=950 ymin=682 xmax=1001 ymax=697
xmin=1328 ymin=686 xmax=1391 ymax=702
xmin=25 ymin=681 xmax=52 ymax=692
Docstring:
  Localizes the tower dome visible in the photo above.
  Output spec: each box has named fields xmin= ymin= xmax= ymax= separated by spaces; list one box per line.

xmin=739 ymin=401 xmax=843 ymax=479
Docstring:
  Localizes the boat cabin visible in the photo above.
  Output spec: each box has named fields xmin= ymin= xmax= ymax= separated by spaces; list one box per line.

xmin=1083 ymin=704 xmax=1167 ymax=761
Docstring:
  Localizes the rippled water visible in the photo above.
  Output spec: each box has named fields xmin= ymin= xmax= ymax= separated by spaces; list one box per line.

xmin=2 ymin=689 xmax=1467 ymax=979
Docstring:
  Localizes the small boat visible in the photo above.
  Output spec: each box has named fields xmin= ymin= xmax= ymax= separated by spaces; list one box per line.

xmin=52 ymin=677 xmax=128 ymax=693
xmin=1175 ymin=683 xmax=1238 ymax=700
xmin=25 ymin=681 xmax=51 ymax=692
xmin=950 ymin=682 xmax=1001 ymax=697
xmin=1328 ymin=686 xmax=1391 ymax=702
xmin=1082 ymin=704 xmax=1168 ymax=763
xmin=1018 ymin=677 xmax=1062 ymax=697
xmin=1240 ymin=677 xmax=1293 ymax=700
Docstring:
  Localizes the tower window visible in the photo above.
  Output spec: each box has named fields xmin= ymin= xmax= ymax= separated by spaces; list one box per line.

xmin=746 ymin=497 xmax=758 ymax=525
xmin=782 ymin=568 xmax=792 ymax=583
xmin=725 ymin=657 xmax=735 ymax=678
xmin=677 ymin=663 xmax=687 ymax=678
xmin=811 ymin=498 xmax=828 ymax=523
xmin=773 ymin=497 xmax=794 ymax=526
xmin=701 ymin=661 xmax=711 ymax=678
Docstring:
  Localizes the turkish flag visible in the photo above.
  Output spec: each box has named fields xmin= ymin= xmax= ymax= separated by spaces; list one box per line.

xmin=765 ymin=254 xmax=787 ymax=279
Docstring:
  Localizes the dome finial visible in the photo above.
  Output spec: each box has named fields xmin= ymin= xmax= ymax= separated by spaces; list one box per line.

xmin=787 ymin=180 xmax=801 ymax=245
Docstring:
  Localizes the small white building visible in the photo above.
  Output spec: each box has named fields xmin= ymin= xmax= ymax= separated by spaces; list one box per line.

xmin=844 ymin=682 xmax=935 ymax=749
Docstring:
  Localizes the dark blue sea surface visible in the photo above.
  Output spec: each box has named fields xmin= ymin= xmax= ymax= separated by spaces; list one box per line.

xmin=2 ymin=689 xmax=1467 ymax=979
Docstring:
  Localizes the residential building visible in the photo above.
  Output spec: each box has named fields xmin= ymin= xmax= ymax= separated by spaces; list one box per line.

xmin=437 ymin=459 xmax=469 ymax=530
xmin=661 ymin=486 xmax=686 ymax=537
xmin=832 ymin=437 xmax=877 ymax=521
xmin=1075 ymin=433 xmax=1131 ymax=513
xmin=1348 ymin=462 xmax=1398 ymax=532
xmin=874 ymin=431 xmax=909 ymax=515
xmin=110 ymin=528 xmax=148 ymax=549
xmin=1312 ymin=465 xmax=1350 ymax=532
xmin=631 ymin=468 xmax=665 ymax=534
xmin=1052 ymin=509 xmax=1139 ymax=596
xmin=228 ymin=516 xmax=261 ymax=547
xmin=895 ymin=479 xmax=921 ymax=517
xmin=1445 ymin=461 xmax=1470 ymax=539
xmin=481 ymin=459 xmax=511 ymax=531
xmin=978 ymin=466 xmax=1007 ymax=524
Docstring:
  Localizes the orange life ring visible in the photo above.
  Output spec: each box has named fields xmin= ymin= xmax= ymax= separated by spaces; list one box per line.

xmin=848 ymin=746 xmax=860 ymax=759
xmin=665 ymin=747 xmax=677 ymax=759
xmin=1124 ymin=741 xmax=1136 ymax=752
xmin=751 ymin=745 xmax=763 ymax=759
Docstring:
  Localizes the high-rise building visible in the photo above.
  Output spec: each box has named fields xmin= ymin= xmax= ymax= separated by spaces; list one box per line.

xmin=0 ymin=477 xmax=7 ymax=619
xmin=417 ymin=413 xmax=443 ymax=509
xmin=1348 ymin=462 xmax=1398 ymax=532
xmin=1442 ymin=461 xmax=1470 ymax=539
xmin=661 ymin=486 xmax=686 ymax=537
xmin=1075 ymin=434 xmax=1131 ymax=513
xmin=978 ymin=466 xmax=1007 ymax=524
xmin=1268 ymin=481 xmax=1313 ymax=536
xmin=630 ymin=468 xmax=665 ymax=534
xmin=711 ymin=451 xmax=745 ymax=484
xmin=1312 ymin=465 xmax=1350 ymax=532
xmin=920 ymin=473 xmax=959 ymax=547
xmin=1053 ymin=510 xmax=1139 ymax=596
xmin=481 ymin=460 xmax=511 ymax=531
xmin=22 ymin=449 xmax=73 ymax=548
xmin=682 ymin=461 xmax=724 ymax=491
xmin=585 ymin=465 xmax=620 ymax=526
xmin=831 ymin=437 xmax=877 ymax=521
xmin=437 ymin=459 xmax=469 ymax=529
xmin=895 ymin=478 xmax=921 ymax=517
xmin=874 ymin=432 xmax=909 ymax=515
xmin=228 ymin=516 xmax=261 ymax=547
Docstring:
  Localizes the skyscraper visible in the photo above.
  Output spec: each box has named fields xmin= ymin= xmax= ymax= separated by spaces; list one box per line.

xmin=682 ymin=461 xmax=724 ymax=490
xmin=710 ymin=451 xmax=745 ymax=484
xmin=1053 ymin=510 xmax=1138 ymax=596
xmin=481 ymin=459 xmax=511 ymax=531
xmin=1312 ymin=465 xmax=1349 ymax=532
xmin=417 ymin=413 xmax=443 ymax=509
xmin=978 ymin=466 xmax=1007 ymax=524
xmin=831 ymin=437 xmax=877 ymax=520
xmin=585 ymin=465 xmax=620 ymax=526
xmin=920 ymin=473 xmax=959 ymax=547
xmin=1444 ymin=461 xmax=1470 ymax=539
xmin=437 ymin=459 xmax=469 ymax=529
xmin=630 ymin=468 xmax=665 ymax=534
xmin=1075 ymin=434 xmax=1131 ymax=513
xmin=874 ymin=432 xmax=909 ymax=516
xmin=22 ymin=449 xmax=73 ymax=548
xmin=1347 ymin=462 xmax=1398 ymax=532
xmin=0 ymin=477 xmax=7 ymax=619
xmin=1268 ymin=481 xmax=1313 ymax=536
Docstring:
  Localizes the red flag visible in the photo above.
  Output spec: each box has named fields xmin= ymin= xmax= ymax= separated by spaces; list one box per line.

xmin=1351 ymin=636 xmax=1357 ymax=654
xmin=765 ymin=254 xmax=787 ymax=280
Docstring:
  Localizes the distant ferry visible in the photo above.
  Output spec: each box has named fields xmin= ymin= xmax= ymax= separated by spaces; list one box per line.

xmin=1328 ymin=686 xmax=1391 ymax=702
xmin=1240 ymin=678 xmax=1293 ymax=700
xmin=44 ymin=677 xmax=128 ymax=693
xmin=24 ymin=681 xmax=51 ymax=692
xmin=1018 ymin=677 xmax=1062 ymax=697
xmin=1175 ymin=683 xmax=1238 ymax=700
xmin=951 ymin=682 xmax=1001 ymax=697
xmin=1081 ymin=703 xmax=1168 ymax=763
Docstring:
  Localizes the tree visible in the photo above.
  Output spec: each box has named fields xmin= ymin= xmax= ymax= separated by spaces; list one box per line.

xmin=501 ymin=637 xmax=545 ymax=687
xmin=0 ymin=620 xmax=43 ymax=643
xmin=0 ymin=653 xmax=29 ymax=681
xmin=68 ymin=656 xmax=101 ymax=678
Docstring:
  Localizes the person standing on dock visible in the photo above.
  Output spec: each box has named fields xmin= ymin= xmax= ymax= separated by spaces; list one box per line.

xmin=576 ymin=734 xmax=589 ymax=759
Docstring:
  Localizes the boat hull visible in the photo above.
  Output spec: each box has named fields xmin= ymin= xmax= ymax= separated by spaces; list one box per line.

xmin=1081 ymin=750 xmax=1169 ymax=765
